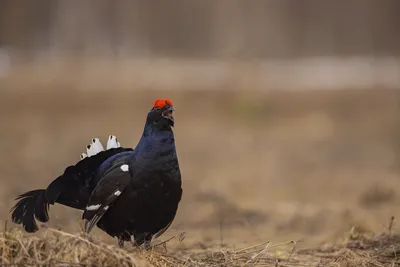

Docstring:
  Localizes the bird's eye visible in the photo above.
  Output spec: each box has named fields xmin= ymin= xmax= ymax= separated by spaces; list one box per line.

xmin=154 ymin=107 xmax=161 ymax=111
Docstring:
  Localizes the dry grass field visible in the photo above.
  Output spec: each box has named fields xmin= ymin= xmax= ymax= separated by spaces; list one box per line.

xmin=0 ymin=86 xmax=400 ymax=266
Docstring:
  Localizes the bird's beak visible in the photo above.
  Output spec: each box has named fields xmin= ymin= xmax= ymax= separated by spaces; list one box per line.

xmin=162 ymin=106 xmax=174 ymax=125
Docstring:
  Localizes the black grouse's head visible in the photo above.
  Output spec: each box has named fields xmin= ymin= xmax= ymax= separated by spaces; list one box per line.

xmin=146 ymin=99 xmax=175 ymax=130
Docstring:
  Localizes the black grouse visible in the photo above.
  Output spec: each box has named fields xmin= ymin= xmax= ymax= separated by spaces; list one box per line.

xmin=11 ymin=99 xmax=182 ymax=247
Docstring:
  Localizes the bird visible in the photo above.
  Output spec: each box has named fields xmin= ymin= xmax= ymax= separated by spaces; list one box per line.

xmin=11 ymin=98 xmax=182 ymax=248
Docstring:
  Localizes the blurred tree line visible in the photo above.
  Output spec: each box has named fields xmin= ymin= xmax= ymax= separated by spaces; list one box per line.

xmin=0 ymin=0 xmax=399 ymax=60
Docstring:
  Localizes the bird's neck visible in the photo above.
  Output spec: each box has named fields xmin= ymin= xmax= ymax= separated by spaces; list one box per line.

xmin=142 ymin=122 xmax=173 ymax=136
xmin=136 ymin=123 xmax=175 ymax=149
xmin=134 ymin=123 xmax=180 ymax=182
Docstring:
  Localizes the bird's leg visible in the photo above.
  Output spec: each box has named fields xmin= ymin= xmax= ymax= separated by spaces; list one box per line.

xmin=130 ymin=235 xmax=138 ymax=247
xmin=118 ymin=238 xmax=124 ymax=248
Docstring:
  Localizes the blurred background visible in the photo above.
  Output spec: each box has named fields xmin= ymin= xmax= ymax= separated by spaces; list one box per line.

xmin=1 ymin=0 xmax=400 ymax=250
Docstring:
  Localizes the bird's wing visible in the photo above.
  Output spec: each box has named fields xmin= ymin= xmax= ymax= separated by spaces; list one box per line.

xmin=45 ymin=147 xmax=133 ymax=209
xmin=82 ymin=162 xmax=132 ymax=233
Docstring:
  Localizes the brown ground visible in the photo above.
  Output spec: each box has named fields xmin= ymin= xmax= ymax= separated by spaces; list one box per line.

xmin=0 ymin=86 xmax=400 ymax=265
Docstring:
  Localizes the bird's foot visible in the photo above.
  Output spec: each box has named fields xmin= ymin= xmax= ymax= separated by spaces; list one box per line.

xmin=142 ymin=240 xmax=152 ymax=251
xmin=129 ymin=235 xmax=152 ymax=251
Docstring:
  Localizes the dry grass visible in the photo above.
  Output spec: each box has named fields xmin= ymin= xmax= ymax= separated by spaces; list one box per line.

xmin=1 ymin=223 xmax=400 ymax=266
xmin=298 ymin=229 xmax=400 ymax=267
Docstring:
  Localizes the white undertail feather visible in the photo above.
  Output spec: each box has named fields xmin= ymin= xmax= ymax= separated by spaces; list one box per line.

xmin=80 ymin=135 xmax=123 ymax=161
xmin=86 ymin=144 xmax=95 ymax=157
xmin=91 ymin=138 xmax=105 ymax=154
xmin=107 ymin=135 xmax=120 ymax=149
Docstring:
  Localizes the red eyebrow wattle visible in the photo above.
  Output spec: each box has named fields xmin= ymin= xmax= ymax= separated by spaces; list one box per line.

xmin=153 ymin=99 xmax=173 ymax=108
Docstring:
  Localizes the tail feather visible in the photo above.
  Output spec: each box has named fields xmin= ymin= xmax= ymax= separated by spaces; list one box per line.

xmin=11 ymin=136 xmax=132 ymax=233
xmin=11 ymin=189 xmax=49 ymax=233
xmin=34 ymin=192 xmax=50 ymax=223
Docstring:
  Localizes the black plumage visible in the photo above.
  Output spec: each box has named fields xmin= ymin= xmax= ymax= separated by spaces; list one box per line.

xmin=11 ymin=99 xmax=182 ymax=247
